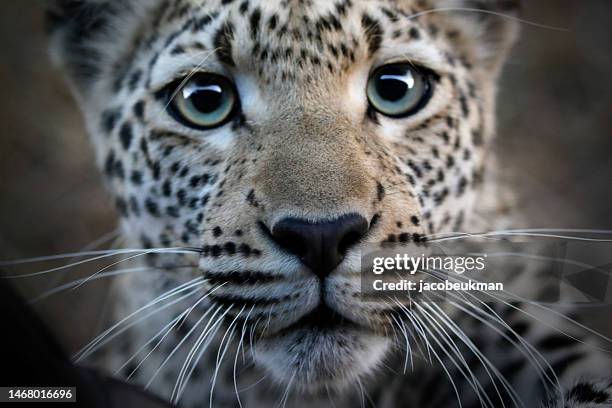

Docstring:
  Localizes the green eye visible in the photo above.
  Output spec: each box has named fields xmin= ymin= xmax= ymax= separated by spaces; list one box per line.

xmin=366 ymin=63 xmax=432 ymax=118
xmin=168 ymin=73 xmax=237 ymax=129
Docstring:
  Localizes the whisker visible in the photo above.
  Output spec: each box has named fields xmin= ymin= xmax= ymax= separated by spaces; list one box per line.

xmin=420 ymin=300 xmax=509 ymax=408
xmin=425 ymin=302 xmax=525 ymax=408
xmin=30 ymin=265 xmax=194 ymax=303
xmin=209 ymin=306 xmax=245 ymax=408
xmin=171 ymin=304 xmax=233 ymax=403
xmin=416 ymin=267 xmax=563 ymax=392
xmin=406 ymin=7 xmax=567 ymax=32
xmin=397 ymin=302 xmax=463 ymax=408
xmin=0 ymin=246 xmax=201 ymax=267
xmin=414 ymin=302 xmax=493 ymax=408
xmin=234 ymin=305 xmax=255 ymax=408
xmin=115 ymin=287 xmax=219 ymax=379
xmin=390 ymin=313 xmax=414 ymax=373
xmin=1 ymin=247 xmax=200 ymax=279
xmin=117 ymin=310 xmax=188 ymax=378
xmin=74 ymin=277 xmax=204 ymax=362
xmin=427 ymin=231 xmax=612 ymax=243
xmin=145 ymin=304 xmax=219 ymax=390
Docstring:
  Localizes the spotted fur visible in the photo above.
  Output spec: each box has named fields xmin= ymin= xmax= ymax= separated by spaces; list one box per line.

xmin=47 ymin=0 xmax=612 ymax=407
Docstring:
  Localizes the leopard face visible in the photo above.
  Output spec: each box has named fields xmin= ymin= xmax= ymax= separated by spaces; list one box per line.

xmin=48 ymin=0 xmax=518 ymax=393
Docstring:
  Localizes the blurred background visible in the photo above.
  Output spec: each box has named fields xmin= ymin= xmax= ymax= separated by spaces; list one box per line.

xmin=0 ymin=2 xmax=611 ymax=353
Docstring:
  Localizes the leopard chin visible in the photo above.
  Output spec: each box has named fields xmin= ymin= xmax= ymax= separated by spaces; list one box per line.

xmin=252 ymin=323 xmax=391 ymax=392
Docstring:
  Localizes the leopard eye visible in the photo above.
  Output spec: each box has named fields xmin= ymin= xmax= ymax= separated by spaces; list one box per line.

xmin=167 ymin=73 xmax=237 ymax=129
xmin=366 ymin=63 xmax=432 ymax=118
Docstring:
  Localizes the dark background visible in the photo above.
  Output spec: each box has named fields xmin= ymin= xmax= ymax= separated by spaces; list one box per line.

xmin=1 ymin=2 xmax=611 ymax=352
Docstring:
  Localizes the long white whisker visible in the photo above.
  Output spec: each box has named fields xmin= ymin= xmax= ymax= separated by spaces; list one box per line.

xmin=425 ymin=302 xmax=525 ymax=408
xmin=1 ymin=248 xmax=199 ymax=279
xmin=0 ymin=247 xmax=200 ymax=267
xmin=209 ymin=306 xmax=245 ymax=408
xmin=390 ymin=313 xmax=413 ymax=373
xmin=406 ymin=7 xmax=567 ymax=31
xmin=116 ymin=311 xmax=188 ymax=378
xmin=234 ymin=305 xmax=255 ymax=408
xmin=417 ymin=267 xmax=562 ymax=392
xmin=414 ymin=302 xmax=492 ymax=408
xmin=74 ymin=277 xmax=204 ymax=362
xmin=116 ymin=286 xmax=221 ymax=378
xmin=30 ymin=265 xmax=193 ymax=303
xmin=145 ymin=305 xmax=218 ymax=389
xmin=172 ymin=304 xmax=233 ymax=403
xmin=398 ymin=302 xmax=463 ymax=408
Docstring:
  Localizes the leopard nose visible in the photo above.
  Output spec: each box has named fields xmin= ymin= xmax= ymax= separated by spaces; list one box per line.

xmin=271 ymin=214 xmax=369 ymax=280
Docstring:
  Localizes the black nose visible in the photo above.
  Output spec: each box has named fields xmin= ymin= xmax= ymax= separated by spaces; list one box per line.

xmin=271 ymin=214 xmax=369 ymax=279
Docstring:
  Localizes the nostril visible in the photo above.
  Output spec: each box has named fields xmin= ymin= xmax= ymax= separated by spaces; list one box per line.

xmin=270 ymin=213 xmax=369 ymax=279
xmin=258 ymin=220 xmax=307 ymax=257
xmin=273 ymin=229 xmax=307 ymax=258
xmin=338 ymin=230 xmax=363 ymax=255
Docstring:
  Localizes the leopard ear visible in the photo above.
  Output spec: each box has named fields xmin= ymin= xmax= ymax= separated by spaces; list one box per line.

xmin=46 ymin=0 xmax=120 ymax=93
xmin=431 ymin=0 xmax=521 ymax=75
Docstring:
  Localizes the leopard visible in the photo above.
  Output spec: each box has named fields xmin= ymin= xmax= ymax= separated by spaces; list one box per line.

xmin=46 ymin=0 xmax=612 ymax=407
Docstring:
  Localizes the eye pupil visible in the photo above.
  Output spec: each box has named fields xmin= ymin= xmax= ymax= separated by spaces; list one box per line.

xmin=187 ymin=85 xmax=223 ymax=114
xmin=376 ymin=73 xmax=410 ymax=102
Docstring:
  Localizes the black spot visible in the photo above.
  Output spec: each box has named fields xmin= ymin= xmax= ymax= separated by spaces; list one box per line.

xmin=130 ymin=170 xmax=143 ymax=185
xmin=268 ymin=14 xmax=278 ymax=30
xmin=119 ymin=122 xmax=133 ymax=150
xmin=170 ymin=44 xmax=185 ymax=55
xmin=246 ymin=189 xmax=258 ymax=207
xmin=412 ymin=233 xmax=426 ymax=243
xmin=238 ymin=243 xmax=251 ymax=256
xmin=133 ymin=100 xmax=145 ymax=121
xmin=376 ymin=182 xmax=385 ymax=201
xmin=361 ymin=14 xmax=383 ymax=56
xmin=101 ymin=108 xmax=120 ymax=133
xmin=193 ymin=14 xmax=214 ymax=31
xmin=239 ymin=0 xmax=249 ymax=14
xmin=409 ymin=27 xmax=421 ymax=40
xmin=410 ymin=215 xmax=420 ymax=226
xmin=212 ymin=226 xmax=222 ymax=237
xmin=151 ymin=161 xmax=161 ymax=180
xmin=210 ymin=245 xmax=222 ymax=257
xmin=128 ymin=69 xmax=142 ymax=91
xmin=567 ymin=382 xmax=608 ymax=404
xmin=223 ymin=242 xmax=236 ymax=255
xmin=145 ymin=198 xmax=159 ymax=217
xmin=104 ymin=150 xmax=116 ymax=178
xmin=459 ymin=93 xmax=469 ymax=117
xmin=214 ymin=22 xmax=235 ymax=67
xmin=398 ymin=233 xmax=410 ymax=243
xmin=457 ymin=176 xmax=468 ymax=196
xmin=189 ymin=175 xmax=201 ymax=188
xmin=249 ymin=8 xmax=261 ymax=39
xmin=162 ymin=180 xmax=172 ymax=197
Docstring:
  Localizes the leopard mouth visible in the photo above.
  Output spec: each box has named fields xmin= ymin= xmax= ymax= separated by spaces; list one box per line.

xmin=268 ymin=303 xmax=361 ymax=338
